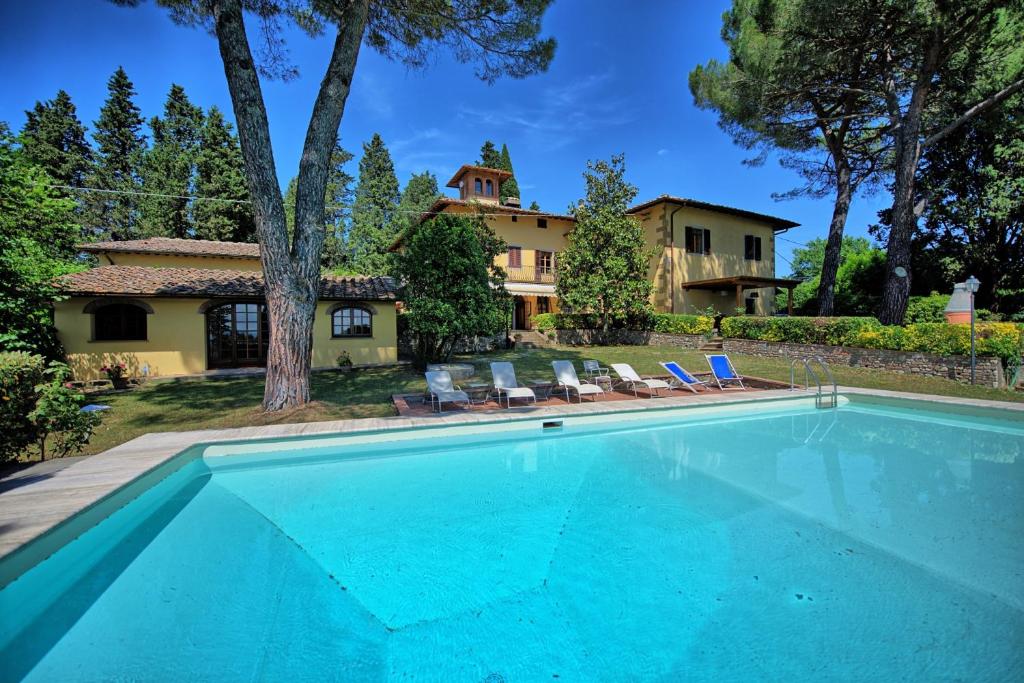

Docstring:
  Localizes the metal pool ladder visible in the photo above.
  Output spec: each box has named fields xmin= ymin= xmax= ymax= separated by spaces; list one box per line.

xmin=790 ymin=357 xmax=838 ymax=409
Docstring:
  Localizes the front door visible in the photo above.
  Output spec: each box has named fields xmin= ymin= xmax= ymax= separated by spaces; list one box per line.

xmin=206 ymin=302 xmax=270 ymax=369
xmin=513 ymin=296 xmax=532 ymax=330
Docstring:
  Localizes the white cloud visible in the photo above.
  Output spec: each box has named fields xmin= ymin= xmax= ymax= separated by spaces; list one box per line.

xmin=657 ymin=148 xmax=670 ymax=156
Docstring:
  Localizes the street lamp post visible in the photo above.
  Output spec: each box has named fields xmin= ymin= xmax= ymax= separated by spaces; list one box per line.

xmin=965 ymin=275 xmax=981 ymax=384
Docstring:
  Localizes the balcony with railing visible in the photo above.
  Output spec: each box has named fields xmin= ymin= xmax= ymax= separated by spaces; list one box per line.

xmin=505 ymin=264 xmax=557 ymax=284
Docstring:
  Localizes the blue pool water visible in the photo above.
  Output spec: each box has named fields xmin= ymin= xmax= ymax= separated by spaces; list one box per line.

xmin=1 ymin=398 xmax=1022 ymax=681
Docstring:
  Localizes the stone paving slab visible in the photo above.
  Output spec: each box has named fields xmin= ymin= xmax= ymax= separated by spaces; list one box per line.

xmin=1 ymin=385 xmax=1020 ymax=577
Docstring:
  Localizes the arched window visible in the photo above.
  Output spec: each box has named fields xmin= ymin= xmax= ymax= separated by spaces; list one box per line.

xmin=474 ymin=178 xmax=483 ymax=194
xmin=331 ymin=307 xmax=373 ymax=338
xmin=94 ymin=304 xmax=148 ymax=341
xmin=485 ymin=179 xmax=494 ymax=196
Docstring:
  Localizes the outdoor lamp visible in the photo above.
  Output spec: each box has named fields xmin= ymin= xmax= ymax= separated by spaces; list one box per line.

xmin=965 ymin=275 xmax=980 ymax=384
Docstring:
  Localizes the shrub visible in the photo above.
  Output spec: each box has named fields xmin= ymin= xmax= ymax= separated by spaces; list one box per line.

xmin=720 ymin=316 xmax=882 ymax=345
xmin=652 ymin=313 xmax=714 ymax=335
xmin=0 ymin=352 xmax=47 ymax=461
xmin=905 ymin=292 xmax=950 ymax=323
xmin=29 ymin=363 xmax=101 ymax=460
xmin=531 ymin=312 xmax=559 ymax=332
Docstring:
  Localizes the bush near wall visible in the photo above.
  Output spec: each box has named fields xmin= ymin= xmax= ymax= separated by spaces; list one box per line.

xmin=652 ymin=313 xmax=714 ymax=335
xmin=720 ymin=316 xmax=1024 ymax=367
xmin=0 ymin=352 xmax=47 ymax=461
xmin=531 ymin=312 xmax=713 ymax=336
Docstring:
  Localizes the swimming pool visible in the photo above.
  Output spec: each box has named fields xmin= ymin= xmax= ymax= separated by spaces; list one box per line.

xmin=1 ymin=396 xmax=1022 ymax=680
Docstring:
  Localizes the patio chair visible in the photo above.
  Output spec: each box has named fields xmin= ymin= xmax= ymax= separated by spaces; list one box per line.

xmin=552 ymin=360 xmax=604 ymax=403
xmin=659 ymin=361 xmax=710 ymax=393
xmin=610 ymin=363 xmax=672 ymax=397
xmin=424 ymin=370 xmax=471 ymax=412
xmin=489 ymin=362 xmax=537 ymax=408
xmin=705 ymin=354 xmax=747 ymax=390
xmin=582 ymin=359 xmax=611 ymax=387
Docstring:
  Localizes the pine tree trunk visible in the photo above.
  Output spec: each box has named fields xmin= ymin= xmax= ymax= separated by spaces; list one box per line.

xmin=817 ymin=161 xmax=853 ymax=317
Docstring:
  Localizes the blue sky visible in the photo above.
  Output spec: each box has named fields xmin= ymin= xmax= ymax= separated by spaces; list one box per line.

xmin=0 ymin=0 xmax=889 ymax=273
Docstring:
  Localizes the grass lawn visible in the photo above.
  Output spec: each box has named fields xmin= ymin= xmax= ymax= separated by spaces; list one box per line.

xmin=73 ymin=344 xmax=1023 ymax=457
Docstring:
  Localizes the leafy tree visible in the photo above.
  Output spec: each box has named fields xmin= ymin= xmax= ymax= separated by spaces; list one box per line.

xmin=528 ymin=200 xmax=540 ymax=211
xmin=86 ymin=66 xmax=146 ymax=240
xmin=779 ymin=237 xmax=886 ymax=315
xmin=498 ymin=143 xmax=520 ymax=203
xmin=787 ymin=236 xmax=872 ymax=281
xmin=0 ymin=125 xmax=81 ymax=359
xmin=20 ymin=90 xmax=93 ymax=189
xmin=389 ymin=170 xmax=440 ymax=260
xmin=116 ymin=0 xmax=556 ymax=411
xmin=349 ymin=133 xmax=400 ymax=274
xmin=478 ymin=140 xmax=501 ymax=168
xmin=557 ymin=154 xmax=654 ymax=336
xmin=395 ymin=213 xmax=507 ymax=368
xmin=690 ymin=0 xmax=886 ymax=316
xmin=139 ymin=84 xmax=204 ymax=238
xmin=192 ymin=106 xmax=256 ymax=241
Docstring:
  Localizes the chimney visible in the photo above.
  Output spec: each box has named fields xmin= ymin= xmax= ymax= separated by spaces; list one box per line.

xmin=505 ymin=196 xmax=521 ymax=207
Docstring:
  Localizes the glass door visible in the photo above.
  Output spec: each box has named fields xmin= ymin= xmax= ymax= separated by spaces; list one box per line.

xmin=206 ymin=302 xmax=269 ymax=369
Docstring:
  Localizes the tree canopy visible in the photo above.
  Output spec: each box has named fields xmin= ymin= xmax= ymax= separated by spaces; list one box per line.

xmin=349 ymin=133 xmax=400 ymax=274
xmin=557 ymin=155 xmax=654 ymax=335
xmin=20 ymin=89 xmax=93 ymax=190
xmin=192 ymin=106 xmax=256 ymax=242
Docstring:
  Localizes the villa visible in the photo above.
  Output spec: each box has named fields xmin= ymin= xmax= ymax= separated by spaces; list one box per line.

xmin=54 ymin=238 xmax=399 ymax=380
xmin=394 ymin=163 xmax=802 ymax=329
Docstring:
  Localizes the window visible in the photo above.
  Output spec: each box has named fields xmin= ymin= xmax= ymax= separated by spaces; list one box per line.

xmin=536 ymin=218 xmax=548 ymax=229
xmin=685 ymin=226 xmax=711 ymax=255
xmin=536 ymin=250 xmax=554 ymax=274
xmin=94 ymin=304 xmax=147 ymax=341
xmin=485 ymin=179 xmax=494 ymax=196
xmin=511 ymin=215 xmax=518 ymax=222
xmin=474 ymin=178 xmax=483 ymax=194
xmin=744 ymin=235 xmax=763 ymax=261
xmin=331 ymin=307 xmax=372 ymax=338
xmin=537 ymin=297 xmax=550 ymax=314
xmin=508 ymin=246 xmax=522 ymax=268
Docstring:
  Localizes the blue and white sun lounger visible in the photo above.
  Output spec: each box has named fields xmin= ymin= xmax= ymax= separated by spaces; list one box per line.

xmin=659 ymin=362 xmax=709 ymax=393
xmin=705 ymin=354 xmax=746 ymax=390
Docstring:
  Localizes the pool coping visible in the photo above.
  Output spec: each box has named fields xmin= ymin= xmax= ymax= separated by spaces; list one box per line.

xmin=1 ymin=385 xmax=1021 ymax=583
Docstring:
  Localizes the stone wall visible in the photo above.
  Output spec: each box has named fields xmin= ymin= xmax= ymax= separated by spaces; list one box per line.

xmin=722 ymin=338 xmax=1006 ymax=388
xmin=398 ymin=331 xmax=506 ymax=359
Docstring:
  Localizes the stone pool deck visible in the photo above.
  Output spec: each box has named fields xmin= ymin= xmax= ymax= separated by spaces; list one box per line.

xmin=1 ymin=385 xmax=1021 ymax=585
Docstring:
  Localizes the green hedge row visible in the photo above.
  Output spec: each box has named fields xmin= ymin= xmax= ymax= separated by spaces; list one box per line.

xmin=530 ymin=312 xmax=714 ymax=336
xmin=720 ymin=316 xmax=1024 ymax=365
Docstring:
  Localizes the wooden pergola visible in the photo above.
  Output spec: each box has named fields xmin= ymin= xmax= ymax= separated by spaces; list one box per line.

xmin=680 ymin=275 xmax=803 ymax=315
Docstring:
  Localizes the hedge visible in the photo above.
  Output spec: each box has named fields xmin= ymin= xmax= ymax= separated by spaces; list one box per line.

xmin=652 ymin=313 xmax=714 ymax=335
xmin=720 ymin=316 xmax=1023 ymax=366
xmin=720 ymin=316 xmax=882 ymax=346
xmin=531 ymin=312 xmax=713 ymax=335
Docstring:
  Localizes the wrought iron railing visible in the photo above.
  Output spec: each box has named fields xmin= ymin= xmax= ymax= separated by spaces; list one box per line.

xmin=505 ymin=265 xmax=557 ymax=284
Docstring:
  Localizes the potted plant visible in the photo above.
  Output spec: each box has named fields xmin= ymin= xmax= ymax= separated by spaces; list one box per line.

xmin=336 ymin=350 xmax=354 ymax=371
xmin=100 ymin=362 xmax=129 ymax=390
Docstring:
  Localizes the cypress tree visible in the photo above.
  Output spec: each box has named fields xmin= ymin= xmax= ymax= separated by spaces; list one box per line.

xmin=87 ymin=67 xmax=146 ymax=240
xmin=139 ymin=84 xmax=204 ymax=238
xmin=478 ymin=140 xmax=501 ymax=168
xmin=498 ymin=143 xmax=520 ymax=204
xmin=20 ymin=90 xmax=93 ymax=189
xmin=390 ymin=171 xmax=440 ymax=258
xmin=192 ymin=106 xmax=255 ymax=242
xmin=349 ymin=133 xmax=400 ymax=274
xmin=285 ymin=137 xmax=356 ymax=268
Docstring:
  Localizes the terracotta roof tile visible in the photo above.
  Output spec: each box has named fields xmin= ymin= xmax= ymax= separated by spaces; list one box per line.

xmin=57 ymin=266 xmax=398 ymax=301
xmin=79 ymin=237 xmax=261 ymax=259
xmin=625 ymin=195 xmax=800 ymax=229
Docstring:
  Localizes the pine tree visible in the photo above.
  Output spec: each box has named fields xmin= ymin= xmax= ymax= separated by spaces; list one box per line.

xmin=87 ymin=67 xmax=146 ymax=240
xmin=20 ymin=90 xmax=93 ymax=189
xmin=498 ymin=143 xmax=520 ymax=204
xmin=192 ymin=106 xmax=255 ymax=242
xmin=389 ymin=171 xmax=440 ymax=267
xmin=139 ymin=84 xmax=204 ymax=238
xmin=349 ymin=133 xmax=400 ymax=274
xmin=478 ymin=140 xmax=501 ymax=168
xmin=528 ymin=200 xmax=540 ymax=211
xmin=284 ymin=137 xmax=356 ymax=268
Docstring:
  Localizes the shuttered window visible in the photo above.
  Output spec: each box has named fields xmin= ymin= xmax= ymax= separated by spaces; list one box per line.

xmin=744 ymin=235 xmax=762 ymax=261
xmin=508 ymin=246 xmax=522 ymax=268
xmin=685 ymin=226 xmax=711 ymax=255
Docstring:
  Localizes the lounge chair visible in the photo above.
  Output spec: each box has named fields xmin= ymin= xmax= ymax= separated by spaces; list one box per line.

xmin=705 ymin=354 xmax=746 ymax=390
xmin=425 ymin=370 xmax=471 ymax=412
xmin=659 ymin=361 xmax=710 ymax=393
xmin=552 ymin=360 xmax=604 ymax=403
xmin=610 ymin=363 xmax=672 ymax=397
xmin=582 ymin=359 xmax=611 ymax=385
xmin=489 ymin=362 xmax=537 ymax=408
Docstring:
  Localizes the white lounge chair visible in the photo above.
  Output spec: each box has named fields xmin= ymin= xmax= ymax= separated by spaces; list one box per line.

xmin=705 ymin=354 xmax=747 ymax=390
xmin=489 ymin=362 xmax=537 ymax=408
xmin=425 ymin=370 xmax=471 ymax=412
xmin=582 ymin=359 xmax=611 ymax=385
xmin=659 ymin=361 xmax=710 ymax=393
xmin=610 ymin=363 xmax=672 ymax=397
xmin=552 ymin=360 xmax=604 ymax=403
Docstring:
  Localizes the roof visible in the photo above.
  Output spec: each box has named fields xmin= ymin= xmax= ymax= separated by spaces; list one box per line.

xmin=57 ymin=266 xmax=398 ymax=301
xmin=680 ymin=275 xmax=803 ymax=290
xmin=389 ymin=197 xmax=575 ymax=250
xmin=626 ymin=195 xmax=800 ymax=230
xmin=445 ymin=164 xmax=513 ymax=188
xmin=79 ymin=237 xmax=261 ymax=260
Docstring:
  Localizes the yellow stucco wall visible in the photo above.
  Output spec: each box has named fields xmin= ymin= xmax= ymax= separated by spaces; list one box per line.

xmin=92 ymin=252 xmax=263 ymax=271
xmin=56 ymin=296 xmax=398 ymax=380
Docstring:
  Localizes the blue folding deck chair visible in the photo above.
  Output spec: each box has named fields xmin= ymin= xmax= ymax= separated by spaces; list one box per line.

xmin=705 ymin=354 xmax=746 ymax=390
xmin=659 ymin=361 xmax=709 ymax=393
